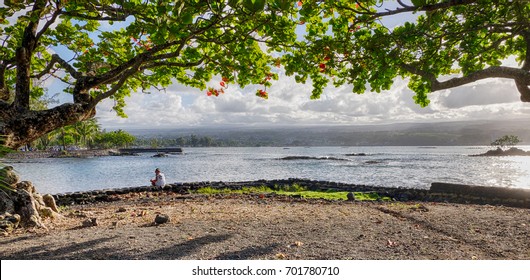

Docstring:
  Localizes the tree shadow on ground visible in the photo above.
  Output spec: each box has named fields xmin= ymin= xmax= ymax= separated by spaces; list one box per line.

xmin=374 ymin=206 xmax=507 ymax=258
xmin=1 ymin=237 xmax=122 ymax=259
xmin=214 ymin=243 xmax=281 ymax=260
xmin=0 ymin=235 xmax=35 ymax=245
xmin=141 ymin=233 xmax=232 ymax=259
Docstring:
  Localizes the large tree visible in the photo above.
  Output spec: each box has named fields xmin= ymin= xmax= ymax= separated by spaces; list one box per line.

xmin=284 ymin=0 xmax=530 ymax=104
xmin=1 ymin=0 xmax=530 ymax=150
xmin=0 ymin=0 xmax=298 ymax=149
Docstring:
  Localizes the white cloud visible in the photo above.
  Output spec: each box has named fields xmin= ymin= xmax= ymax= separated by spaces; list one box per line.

xmin=96 ymin=69 xmax=530 ymax=130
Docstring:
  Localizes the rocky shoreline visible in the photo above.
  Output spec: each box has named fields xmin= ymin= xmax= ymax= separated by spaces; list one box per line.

xmin=52 ymin=178 xmax=530 ymax=209
xmin=3 ymin=149 xmax=118 ymax=159
xmin=470 ymin=147 xmax=530 ymax=157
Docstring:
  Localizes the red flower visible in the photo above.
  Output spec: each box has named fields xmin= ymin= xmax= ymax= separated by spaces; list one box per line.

xmin=256 ymin=89 xmax=268 ymax=99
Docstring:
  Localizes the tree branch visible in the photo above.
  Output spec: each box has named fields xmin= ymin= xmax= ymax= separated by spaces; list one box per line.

xmin=522 ymin=31 xmax=530 ymax=71
xmin=139 ymin=59 xmax=205 ymax=70
xmin=53 ymin=54 xmax=81 ymax=78
xmin=90 ymin=75 xmax=130 ymax=106
xmin=350 ymin=0 xmax=479 ymax=18
xmin=400 ymin=63 xmax=530 ymax=92
xmin=35 ymin=3 xmax=61 ymax=43
xmin=516 ymin=78 xmax=530 ymax=101
xmin=60 ymin=4 xmax=134 ymax=21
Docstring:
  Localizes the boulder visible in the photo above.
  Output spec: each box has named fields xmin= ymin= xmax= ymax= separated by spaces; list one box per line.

xmin=0 ymin=191 xmax=15 ymax=214
xmin=16 ymin=189 xmax=45 ymax=228
xmin=33 ymin=193 xmax=45 ymax=207
xmin=0 ymin=166 xmax=19 ymax=187
xmin=42 ymin=194 xmax=59 ymax=213
xmin=39 ymin=207 xmax=60 ymax=219
xmin=82 ymin=218 xmax=98 ymax=227
xmin=16 ymin=180 xmax=35 ymax=193
xmin=346 ymin=192 xmax=356 ymax=201
xmin=0 ymin=213 xmax=20 ymax=235
xmin=154 ymin=214 xmax=170 ymax=224
xmin=0 ymin=168 xmax=64 ymax=232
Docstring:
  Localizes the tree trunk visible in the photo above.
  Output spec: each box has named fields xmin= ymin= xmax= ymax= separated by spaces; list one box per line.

xmin=0 ymin=103 xmax=95 ymax=149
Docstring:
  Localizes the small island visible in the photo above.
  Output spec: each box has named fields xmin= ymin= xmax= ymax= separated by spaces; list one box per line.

xmin=471 ymin=147 xmax=530 ymax=157
xmin=471 ymin=135 xmax=530 ymax=157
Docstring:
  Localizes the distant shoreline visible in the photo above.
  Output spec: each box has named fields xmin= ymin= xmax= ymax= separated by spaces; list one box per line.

xmin=2 ymin=148 xmax=185 ymax=159
xmin=2 ymin=149 xmax=117 ymax=159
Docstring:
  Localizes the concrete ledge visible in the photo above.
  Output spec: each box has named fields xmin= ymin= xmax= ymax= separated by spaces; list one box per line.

xmin=431 ymin=182 xmax=530 ymax=200
xmin=431 ymin=182 xmax=530 ymax=208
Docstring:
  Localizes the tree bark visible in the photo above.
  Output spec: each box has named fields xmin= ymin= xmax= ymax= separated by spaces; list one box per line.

xmin=0 ymin=103 xmax=95 ymax=149
xmin=14 ymin=0 xmax=47 ymax=110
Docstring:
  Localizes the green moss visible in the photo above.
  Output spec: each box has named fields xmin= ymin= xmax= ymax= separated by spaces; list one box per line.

xmin=192 ymin=185 xmax=391 ymax=201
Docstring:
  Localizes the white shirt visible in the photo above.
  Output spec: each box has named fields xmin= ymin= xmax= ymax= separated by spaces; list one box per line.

xmin=154 ymin=172 xmax=166 ymax=187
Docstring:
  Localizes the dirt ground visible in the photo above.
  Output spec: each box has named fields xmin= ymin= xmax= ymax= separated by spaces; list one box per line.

xmin=1 ymin=191 xmax=529 ymax=260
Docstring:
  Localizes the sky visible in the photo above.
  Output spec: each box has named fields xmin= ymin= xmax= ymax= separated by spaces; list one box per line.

xmin=39 ymin=2 xmax=530 ymax=130
xmin=93 ymin=60 xmax=530 ymax=130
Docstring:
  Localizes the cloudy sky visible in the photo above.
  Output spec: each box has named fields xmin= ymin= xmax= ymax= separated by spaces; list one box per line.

xmin=93 ymin=65 xmax=530 ymax=130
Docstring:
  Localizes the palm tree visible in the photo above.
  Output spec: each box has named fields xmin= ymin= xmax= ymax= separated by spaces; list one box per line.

xmin=36 ymin=130 xmax=58 ymax=150
xmin=74 ymin=119 xmax=100 ymax=149
xmin=57 ymin=126 xmax=76 ymax=151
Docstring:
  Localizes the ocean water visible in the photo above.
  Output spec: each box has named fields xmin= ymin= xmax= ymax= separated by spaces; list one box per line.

xmin=6 ymin=146 xmax=530 ymax=194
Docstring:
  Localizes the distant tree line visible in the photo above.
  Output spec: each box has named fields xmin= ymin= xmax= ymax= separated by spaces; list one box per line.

xmin=134 ymin=135 xmax=229 ymax=148
xmin=133 ymin=133 xmax=282 ymax=148
xmin=30 ymin=118 xmax=135 ymax=151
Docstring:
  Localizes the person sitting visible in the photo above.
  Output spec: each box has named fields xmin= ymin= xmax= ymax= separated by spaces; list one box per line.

xmin=150 ymin=168 xmax=166 ymax=187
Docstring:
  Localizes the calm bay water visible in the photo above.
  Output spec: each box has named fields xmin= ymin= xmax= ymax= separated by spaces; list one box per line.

xmin=6 ymin=146 xmax=530 ymax=194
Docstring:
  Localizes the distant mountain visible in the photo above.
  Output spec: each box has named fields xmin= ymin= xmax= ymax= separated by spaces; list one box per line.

xmin=127 ymin=119 xmax=530 ymax=146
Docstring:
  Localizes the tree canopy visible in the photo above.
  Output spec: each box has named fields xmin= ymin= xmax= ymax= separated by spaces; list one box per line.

xmin=285 ymin=0 xmax=530 ymax=105
xmin=1 ymin=0 xmax=529 ymax=149
xmin=491 ymin=134 xmax=521 ymax=148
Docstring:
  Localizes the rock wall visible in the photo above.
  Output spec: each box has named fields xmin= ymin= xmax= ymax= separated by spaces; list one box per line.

xmin=52 ymin=178 xmax=530 ymax=209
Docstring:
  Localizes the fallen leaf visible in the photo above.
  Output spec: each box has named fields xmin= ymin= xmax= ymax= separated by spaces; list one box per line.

xmin=276 ymin=253 xmax=286 ymax=259
xmin=386 ymin=239 xmax=398 ymax=248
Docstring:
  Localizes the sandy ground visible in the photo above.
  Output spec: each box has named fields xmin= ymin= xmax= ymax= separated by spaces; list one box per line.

xmin=1 ymin=191 xmax=529 ymax=260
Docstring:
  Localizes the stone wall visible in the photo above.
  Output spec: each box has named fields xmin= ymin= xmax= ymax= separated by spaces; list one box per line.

xmin=52 ymin=178 xmax=530 ymax=209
